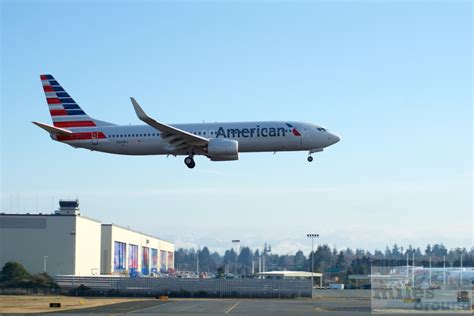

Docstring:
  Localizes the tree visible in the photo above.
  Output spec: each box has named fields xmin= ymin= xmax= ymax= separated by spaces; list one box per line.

xmin=238 ymin=247 xmax=253 ymax=275
xmin=31 ymin=272 xmax=57 ymax=288
xmin=216 ymin=265 xmax=225 ymax=278
xmin=425 ymin=244 xmax=432 ymax=256
xmin=198 ymin=247 xmax=212 ymax=272
xmin=432 ymin=244 xmax=447 ymax=257
xmin=1 ymin=262 xmax=30 ymax=282
xmin=336 ymin=251 xmax=346 ymax=270
xmin=293 ymin=250 xmax=306 ymax=270
xmin=392 ymin=244 xmax=401 ymax=259
xmin=223 ymin=249 xmax=237 ymax=273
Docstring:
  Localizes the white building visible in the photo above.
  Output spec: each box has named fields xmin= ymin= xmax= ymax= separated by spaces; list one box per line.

xmin=101 ymin=224 xmax=174 ymax=275
xmin=0 ymin=201 xmax=101 ymax=276
xmin=0 ymin=200 xmax=174 ymax=276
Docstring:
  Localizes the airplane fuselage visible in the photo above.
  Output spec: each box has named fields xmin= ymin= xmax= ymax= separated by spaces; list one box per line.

xmin=55 ymin=121 xmax=339 ymax=156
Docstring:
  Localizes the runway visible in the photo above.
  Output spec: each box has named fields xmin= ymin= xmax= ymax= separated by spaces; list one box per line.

xmin=56 ymin=298 xmax=361 ymax=315
xmin=61 ymin=298 xmax=466 ymax=316
xmin=51 ymin=297 xmax=465 ymax=315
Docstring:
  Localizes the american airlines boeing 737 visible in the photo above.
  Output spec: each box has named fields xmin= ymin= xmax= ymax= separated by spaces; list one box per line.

xmin=34 ymin=75 xmax=340 ymax=168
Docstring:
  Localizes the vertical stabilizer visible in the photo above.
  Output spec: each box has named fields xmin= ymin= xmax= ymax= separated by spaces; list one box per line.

xmin=40 ymin=74 xmax=113 ymax=128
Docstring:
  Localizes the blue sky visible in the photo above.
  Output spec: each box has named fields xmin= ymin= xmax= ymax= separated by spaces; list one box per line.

xmin=1 ymin=0 xmax=472 ymax=254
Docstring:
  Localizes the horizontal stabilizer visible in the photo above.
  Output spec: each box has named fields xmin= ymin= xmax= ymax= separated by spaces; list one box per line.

xmin=32 ymin=121 xmax=72 ymax=136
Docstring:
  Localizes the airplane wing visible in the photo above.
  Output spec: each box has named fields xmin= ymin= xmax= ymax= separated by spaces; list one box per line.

xmin=32 ymin=121 xmax=73 ymax=136
xmin=130 ymin=98 xmax=209 ymax=151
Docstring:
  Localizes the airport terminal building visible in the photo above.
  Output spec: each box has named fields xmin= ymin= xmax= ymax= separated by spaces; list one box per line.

xmin=0 ymin=200 xmax=174 ymax=276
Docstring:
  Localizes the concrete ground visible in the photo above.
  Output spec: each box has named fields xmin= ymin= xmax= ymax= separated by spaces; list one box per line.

xmin=1 ymin=292 xmax=470 ymax=315
xmin=50 ymin=297 xmax=470 ymax=315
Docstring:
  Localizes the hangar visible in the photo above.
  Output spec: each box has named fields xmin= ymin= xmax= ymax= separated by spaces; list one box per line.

xmin=101 ymin=223 xmax=174 ymax=275
xmin=256 ymin=271 xmax=323 ymax=288
xmin=0 ymin=200 xmax=174 ymax=276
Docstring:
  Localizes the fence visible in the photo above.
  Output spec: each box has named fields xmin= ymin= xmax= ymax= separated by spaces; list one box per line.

xmin=54 ymin=276 xmax=312 ymax=298
xmin=0 ymin=288 xmax=61 ymax=295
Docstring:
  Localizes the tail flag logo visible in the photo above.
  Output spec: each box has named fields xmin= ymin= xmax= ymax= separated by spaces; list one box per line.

xmin=285 ymin=123 xmax=301 ymax=136
xmin=40 ymin=74 xmax=96 ymax=128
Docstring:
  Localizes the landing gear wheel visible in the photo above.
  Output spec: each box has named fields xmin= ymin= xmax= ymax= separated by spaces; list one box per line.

xmin=184 ymin=156 xmax=196 ymax=169
xmin=307 ymin=156 xmax=313 ymax=162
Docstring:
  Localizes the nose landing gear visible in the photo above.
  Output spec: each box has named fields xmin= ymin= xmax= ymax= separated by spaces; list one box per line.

xmin=184 ymin=156 xmax=196 ymax=169
xmin=307 ymin=148 xmax=323 ymax=162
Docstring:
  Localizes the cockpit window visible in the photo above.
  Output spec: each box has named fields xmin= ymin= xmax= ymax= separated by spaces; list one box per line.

xmin=317 ymin=127 xmax=327 ymax=132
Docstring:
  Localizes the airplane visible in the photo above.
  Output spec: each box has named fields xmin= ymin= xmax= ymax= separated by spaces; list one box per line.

xmin=33 ymin=74 xmax=340 ymax=169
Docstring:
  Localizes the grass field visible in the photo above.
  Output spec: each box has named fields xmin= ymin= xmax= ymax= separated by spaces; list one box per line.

xmin=0 ymin=295 xmax=151 ymax=313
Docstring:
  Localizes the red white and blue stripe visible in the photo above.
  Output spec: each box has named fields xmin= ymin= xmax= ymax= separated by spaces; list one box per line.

xmin=40 ymin=74 xmax=96 ymax=128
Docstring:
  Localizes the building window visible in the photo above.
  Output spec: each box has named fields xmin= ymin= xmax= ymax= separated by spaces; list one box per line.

xmin=151 ymin=248 xmax=158 ymax=274
xmin=129 ymin=244 xmax=138 ymax=274
xmin=114 ymin=241 xmax=127 ymax=272
xmin=142 ymin=247 xmax=150 ymax=275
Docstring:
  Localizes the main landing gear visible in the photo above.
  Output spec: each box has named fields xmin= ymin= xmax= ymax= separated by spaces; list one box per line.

xmin=184 ymin=156 xmax=196 ymax=169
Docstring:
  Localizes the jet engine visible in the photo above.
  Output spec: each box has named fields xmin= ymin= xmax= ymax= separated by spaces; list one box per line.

xmin=207 ymin=138 xmax=239 ymax=161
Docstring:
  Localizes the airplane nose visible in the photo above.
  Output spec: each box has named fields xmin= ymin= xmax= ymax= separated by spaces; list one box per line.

xmin=329 ymin=133 xmax=341 ymax=145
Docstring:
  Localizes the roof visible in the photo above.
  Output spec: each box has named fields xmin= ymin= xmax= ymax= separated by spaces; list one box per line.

xmin=256 ymin=271 xmax=322 ymax=278
xmin=101 ymin=223 xmax=173 ymax=244
xmin=0 ymin=212 xmax=102 ymax=224
xmin=348 ymin=275 xmax=370 ymax=280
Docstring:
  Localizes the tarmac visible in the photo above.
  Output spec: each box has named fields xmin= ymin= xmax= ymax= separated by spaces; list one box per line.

xmin=48 ymin=297 xmax=469 ymax=315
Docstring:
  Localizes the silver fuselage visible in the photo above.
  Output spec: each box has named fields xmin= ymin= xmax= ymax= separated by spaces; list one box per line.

xmin=55 ymin=121 xmax=340 ymax=156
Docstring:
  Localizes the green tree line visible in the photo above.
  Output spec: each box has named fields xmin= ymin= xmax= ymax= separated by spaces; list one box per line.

xmin=175 ymin=244 xmax=474 ymax=279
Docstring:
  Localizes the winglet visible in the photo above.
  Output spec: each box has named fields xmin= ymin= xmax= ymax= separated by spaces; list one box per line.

xmin=32 ymin=121 xmax=73 ymax=136
xmin=129 ymin=97 xmax=209 ymax=145
xmin=130 ymin=97 xmax=148 ymax=121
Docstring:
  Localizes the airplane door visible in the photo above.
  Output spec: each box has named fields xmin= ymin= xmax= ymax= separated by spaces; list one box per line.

xmin=91 ymin=131 xmax=99 ymax=145
xmin=301 ymin=124 xmax=308 ymax=147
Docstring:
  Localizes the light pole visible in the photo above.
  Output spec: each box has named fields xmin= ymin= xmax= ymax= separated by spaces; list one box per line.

xmin=232 ymin=240 xmax=240 ymax=277
xmin=307 ymin=233 xmax=319 ymax=288
xmin=196 ymin=246 xmax=200 ymax=278
xmin=443 ymin=256 xmax=446 ymax=287
xmin=429 ymin=256 xmax=432 ymax=287
xmin=43 ymin=256 xmax=48 ymax=273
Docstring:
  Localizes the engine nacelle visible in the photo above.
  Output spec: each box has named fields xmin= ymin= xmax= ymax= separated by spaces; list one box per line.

xmin=207 ymin=138 xmax=239 ymax=161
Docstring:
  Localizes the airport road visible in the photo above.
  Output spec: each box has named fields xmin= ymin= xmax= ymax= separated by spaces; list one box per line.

xmin=50 ymin=297 xmax=468 ymax=315
xmin=55 ymin=298 xmax=360 ymax=315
